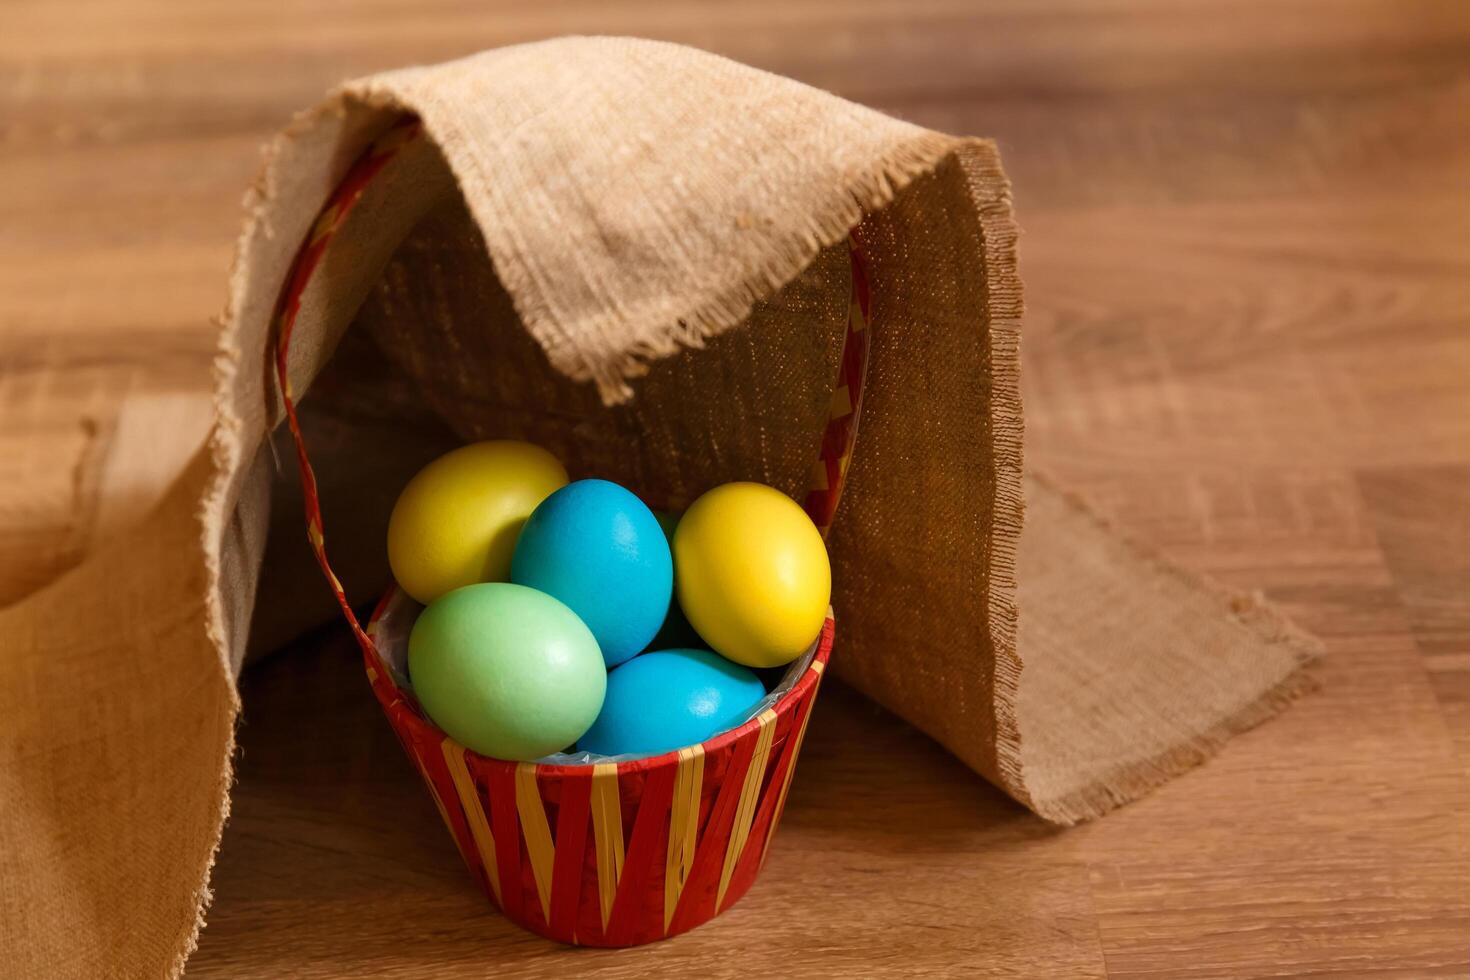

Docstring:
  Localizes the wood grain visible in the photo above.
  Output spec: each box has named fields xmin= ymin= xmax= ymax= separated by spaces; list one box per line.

xmin=3 ymin=1 xmax=1469 ymax=976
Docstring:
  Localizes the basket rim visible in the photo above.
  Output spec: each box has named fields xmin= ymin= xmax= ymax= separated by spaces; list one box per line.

xmin=363 ymin=584 xmax=833 ymax=777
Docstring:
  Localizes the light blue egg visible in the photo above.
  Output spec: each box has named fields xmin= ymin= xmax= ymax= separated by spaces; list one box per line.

xmin=578 ymin=648 xmax=767 ymax=757
xmin=511 ymin=479 xmax=672 ymax=667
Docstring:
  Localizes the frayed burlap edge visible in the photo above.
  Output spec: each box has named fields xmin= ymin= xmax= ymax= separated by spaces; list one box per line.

xmin=952 ymin=142 xmax=1030 ymax=808
xmin=1021 ymin=470 xmax=1324 ymax=825
xmin=178 ymin=99 xmax=332 ymax=978
xmin=347 ymin=40 xmax=967 ymax=406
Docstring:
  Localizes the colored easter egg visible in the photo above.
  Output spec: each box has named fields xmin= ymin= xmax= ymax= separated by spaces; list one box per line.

xmin=511 ymin=479 xmax=672 ymax=667
xmin=578 ymin=648 xmax=766 ymax=757
xmin=674 ymin=482 xmax=830 ymax=668
xmin=408 ymin=583 xmax=605 ymax=761
xmin=387 ymin=440 xmax=567 ymax=604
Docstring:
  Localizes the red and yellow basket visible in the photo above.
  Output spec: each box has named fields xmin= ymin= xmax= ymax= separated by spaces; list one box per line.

xmin=271 ymin=118 xmax=871 ymax=946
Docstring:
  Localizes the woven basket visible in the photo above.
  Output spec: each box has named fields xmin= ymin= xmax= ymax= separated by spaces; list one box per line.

xmin=367 ymin=588 xmax=832 ymax=945
xmin=270 ymin=118 xmax=872 ymax=945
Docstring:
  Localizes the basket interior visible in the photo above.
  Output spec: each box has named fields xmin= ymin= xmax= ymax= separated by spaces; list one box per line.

xmin=369 ymin=585 xmax=823 ymax=767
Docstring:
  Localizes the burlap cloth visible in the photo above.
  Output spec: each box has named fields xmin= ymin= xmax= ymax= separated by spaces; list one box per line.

xmin=0 ymin=37 xmax=1319 ymax=978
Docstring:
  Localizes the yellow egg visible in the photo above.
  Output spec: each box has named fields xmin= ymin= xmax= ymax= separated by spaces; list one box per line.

xmin=388 ymin=441 xmax=567 ymax=604
xmin=673 ymin=482 xmax=831 ymax=668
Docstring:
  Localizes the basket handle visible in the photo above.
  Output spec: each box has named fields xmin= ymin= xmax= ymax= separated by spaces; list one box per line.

xmin=803 ymin=244 xmax=872 ymax=539
xmin=270 ymin=117 xmax=873 ymax=657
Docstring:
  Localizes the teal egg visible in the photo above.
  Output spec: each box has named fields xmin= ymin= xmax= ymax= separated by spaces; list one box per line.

xmin=408 ymin=583 xmax=606 ymax=761
xmin=511 ymin=479 xmax=672 ymax=667
xmin=578 ymin=648 xmax=767 ymax=757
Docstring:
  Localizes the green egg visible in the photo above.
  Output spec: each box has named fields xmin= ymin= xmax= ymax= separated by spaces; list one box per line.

xmin=408 ymin=583 xmax=606 ymax=761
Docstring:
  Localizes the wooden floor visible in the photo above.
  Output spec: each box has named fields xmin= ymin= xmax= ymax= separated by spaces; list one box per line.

xmin=5 ymin=1 xmax=1470 ymax=976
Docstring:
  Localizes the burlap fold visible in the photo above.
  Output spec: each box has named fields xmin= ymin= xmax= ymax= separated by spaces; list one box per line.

xmin=0 ymin=37 xmax=1318 ymax=978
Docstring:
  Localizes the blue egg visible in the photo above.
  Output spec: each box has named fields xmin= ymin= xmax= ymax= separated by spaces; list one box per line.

xmin=578 ymin=648 xmax=767 ymax=757
xmin=511 ymin=479 xmax=672 ymax=667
